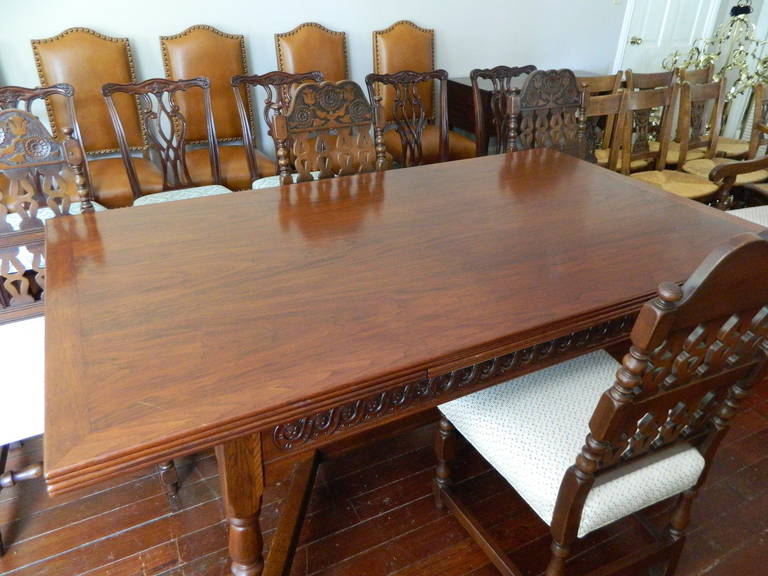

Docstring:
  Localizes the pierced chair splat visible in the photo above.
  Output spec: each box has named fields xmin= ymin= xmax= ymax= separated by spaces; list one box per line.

xmin=102 ymin=77 xmax=231 ymax=206
xmin=270 ymin=80 xmax=386 ymax=185
xmin=470 ymin=65 xmax=537 ymax=156
xmin=435 ymin=232 xmax=768 ymax=576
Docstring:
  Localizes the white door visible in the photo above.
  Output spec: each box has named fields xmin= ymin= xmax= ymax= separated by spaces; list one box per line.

xmin=619 ymin=0 xmax=718 ymax=72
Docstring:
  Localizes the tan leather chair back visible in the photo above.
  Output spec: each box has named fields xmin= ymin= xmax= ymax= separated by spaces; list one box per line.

xmin=32 ymin=28 xmax=144 ymax=154
xmin=275 ymin=23 xmax=348 ymax=82
xmin=161 ymin=25 xmax=248 ymax=142
xmin=373 ymin=21 xmax=435 ymax=122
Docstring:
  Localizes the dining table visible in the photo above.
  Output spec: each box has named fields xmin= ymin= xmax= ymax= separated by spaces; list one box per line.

xmin=43 ymin=148 xmax=763 ymax=576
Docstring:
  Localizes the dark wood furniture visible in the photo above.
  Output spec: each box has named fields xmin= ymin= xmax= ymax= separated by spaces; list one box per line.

xmin=576 ymin=72 xmax=623 ymax=152
xmin=507 ymin=69 xmax=587 ymax=158
xmin=43 ymin=149 xmax=762 ymax=576
xmin=231 ymin=71 xmax=324 ymax=181
xmin=468 ymin=65 xmax=536 ymax=156
xmin=583 ymin=90 xmax=626 ymax=169
xmin=372 ymin=21 xmax=475 ymax=163
xmin=31 ymin=28 xmax=163 ymax=208
xmin=161 ymin=25 xmax=276 ymax=189
xmin=435 ymin=232 xmax=768 ymax=575
xmin=273 ymin=80 xmax=386 ymax=181
xmin=625 ymin=70 xmax=676 ymax=91
xmin=366 ymin=69 xmax=451 ymax=167
xmin=102 ymin=77 xmax=220 ymax=198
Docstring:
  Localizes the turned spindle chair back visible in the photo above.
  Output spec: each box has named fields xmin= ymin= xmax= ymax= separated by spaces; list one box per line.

xmin=102 ymin=77 xmax=220 ymax=198
xmin=676 ymin=79 xmax=726 ymax=167
xmin=469 ymin=65 xmax=537 ymax=156
xmin=273 ymin=80 xmax=385 ymax=182
xmin=506 ymin=69 xmax=587 ymax=159
xmin=365 ymin=69 xmax=449 ymax=167
xmin=547 ymin=232 xmax=768 ymax=573
xmin=232 ymin=71 xmax=324 ymax=181
xmin=576 ymin=72 xmax=623 ymax=150
xmin=619 ymin=86 xmax=674 ymax=175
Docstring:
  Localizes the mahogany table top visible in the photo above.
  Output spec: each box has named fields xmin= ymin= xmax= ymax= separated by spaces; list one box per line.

xmin=43 ymin=149 xmax=761 ymax=493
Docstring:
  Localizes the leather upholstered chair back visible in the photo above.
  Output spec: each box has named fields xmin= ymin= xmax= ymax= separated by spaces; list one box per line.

xmin=31 ymin=28 xmax=145 ymax=154
xmin=372 ymin=21 xmax=435 ymax=123
xmin=275 ymin=23 xmax=348 ymax=83
xmin=161 ymin=25 xmax=248 ymax=143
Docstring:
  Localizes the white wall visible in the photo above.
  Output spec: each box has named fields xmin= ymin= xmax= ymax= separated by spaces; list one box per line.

xmin=0 ymin=0 xmax=628 ymax=149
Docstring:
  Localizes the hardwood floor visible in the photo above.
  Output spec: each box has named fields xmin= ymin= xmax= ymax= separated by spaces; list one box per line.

xmin=2 ymin=381 xmax=768 ymax=576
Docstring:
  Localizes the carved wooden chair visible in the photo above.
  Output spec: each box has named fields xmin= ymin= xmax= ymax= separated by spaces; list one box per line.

xmin=275 ymin=23 xmax=348 ymax=83
xmin=621 ymin=84 xmax=720 ymax=202
xmin=583 ymin=90 xmax=626 ymax=170
xmin=505 ymin=69 xmax=589 ymax=160
xmin=161 ymin=25 xmax=276 ymax=190
xmin=679 ymin=64 xmax=749 ymax=159
xmin=0 ymin=102 xmax=95 ymax=555
xmin=232 ymin=70 xmax=324 ymax=184
xmin=258 ymin=80 xmax=386 ymax=188
xmin=625 ymin=70 xmax=676 ymax=91
xmin=469 ymin=65 xmax=537 ymax=156
xmin=102 ymin=77 xmax=231 ymax=205
xmin=32 ymin=28 xmax=163 ymax=208
xmin=371 ymin=20 xmax=475 ymax=164
xmin=365 ymin=70 xmax=457 ymax=167
xmin=576 ymin=72 xmax=623 ymax=164
xmin=435 ymin=231 xmax=768 ymax=576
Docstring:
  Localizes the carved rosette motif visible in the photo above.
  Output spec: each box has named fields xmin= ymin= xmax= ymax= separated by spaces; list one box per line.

xmin=273 ymin=314 xmax=635 ymax=450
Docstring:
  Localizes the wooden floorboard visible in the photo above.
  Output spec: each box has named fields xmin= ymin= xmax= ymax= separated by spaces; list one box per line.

xmin=2 ymin=398 xmax=768 ymax=576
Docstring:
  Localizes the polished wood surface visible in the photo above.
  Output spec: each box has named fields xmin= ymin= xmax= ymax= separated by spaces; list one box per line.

xmin=44 ymin=150 xmax=762 ymax=497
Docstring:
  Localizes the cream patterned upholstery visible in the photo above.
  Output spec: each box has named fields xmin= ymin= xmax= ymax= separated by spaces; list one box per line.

xmin=729 ymin=205 xmax=768 ymax=227
xmin=683 ymin=158 xmax=768 ymax=185
xmin=631 ymin=170 xmax=719 ymax=199
xmin=252 ymin=172 xmax=322 ymax=190
xmin=0 ymin=316 xmax=45 ymax=446
xmin=439 ymin=350 xmax=706 ymax=538
xmin=2 ymin=201 xmax=107 ymax=232
xmin=133 ymin=185 xmax=232 ymax=206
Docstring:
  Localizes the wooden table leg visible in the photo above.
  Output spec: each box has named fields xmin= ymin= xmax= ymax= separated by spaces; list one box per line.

xmin=216 ymin=432 xmax=265 ymax=576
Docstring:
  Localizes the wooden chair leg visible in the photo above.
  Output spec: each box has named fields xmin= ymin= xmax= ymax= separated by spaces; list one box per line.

xmin=545 ymin=540 xmax=571 ymax=576
xmin=0 ymin=449 xmax=43 ymax=557
xmin=433 ymin=416 xmax=456 ymax=509
xmin=0 ymin=444 xmax=5 ymax=556
xmin=661 ymin=488 xmax=697 ymax=576
xmin=158 ymin=460 xmax=179 ymax=496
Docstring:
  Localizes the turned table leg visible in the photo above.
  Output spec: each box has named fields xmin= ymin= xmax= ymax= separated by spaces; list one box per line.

xmin=216 ymin=432 xmax=265 ymax=576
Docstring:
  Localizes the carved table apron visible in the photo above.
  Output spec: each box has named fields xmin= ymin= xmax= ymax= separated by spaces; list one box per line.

xmin=43 ymin=149 xmax=763 ymax=576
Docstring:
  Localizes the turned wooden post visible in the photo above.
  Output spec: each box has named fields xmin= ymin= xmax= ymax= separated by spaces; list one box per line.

xmin=433 ymin=416 xmax=455 ymax=509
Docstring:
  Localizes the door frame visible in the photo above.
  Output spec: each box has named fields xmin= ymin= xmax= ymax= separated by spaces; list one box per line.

xmin=612 ymin=0 xmax=722 ymax=72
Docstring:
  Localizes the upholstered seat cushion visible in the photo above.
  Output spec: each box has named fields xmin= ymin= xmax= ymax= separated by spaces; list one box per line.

xmin=0 ymin=316 xmax=45 ymax=446
xmin=133 ymin=185 xmax=232 ymax=206
xmin=252 ymin=172 xmax=322 ymax=190
xmin=594 ymin=148 xmax=650 ymax=171
xmin=186 ymin=145 xmax=276 ymax=191
xmin=89 ymin=156 xmax=164 ymax=209
xmin=382 ymin=125 xmax=475 ymax=166
xmin=682 ymin=157 xmax=768 ymax=185
xmin=631 ymin=170 xmax=719 ymax=199
xmin=2 ymin=200 xmax=107 ymax=234
xmin=728 ymin=205 xmax=768 ymax=226
xmin=716 ymin=137 xmax=750 ymax=159
xmin=439 ymin=350 xmax=705 ymax=538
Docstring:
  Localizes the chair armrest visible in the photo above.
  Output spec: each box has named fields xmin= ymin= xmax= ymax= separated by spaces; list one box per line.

xmin=709 ymin=154 xmax=768 ymax=183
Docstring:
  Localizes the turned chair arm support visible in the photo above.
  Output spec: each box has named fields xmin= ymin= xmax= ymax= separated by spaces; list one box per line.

xmin=0 ymin=461 xmax=43 ymax=488
xmin=709 ymin=154 xmax=768 ymax=183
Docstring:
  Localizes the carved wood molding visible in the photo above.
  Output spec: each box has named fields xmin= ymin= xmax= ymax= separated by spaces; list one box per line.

xmin=31 ymin=27 xmax=145 ymax=155
xmin=272 ymin=313 xmax=636 ymax=450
